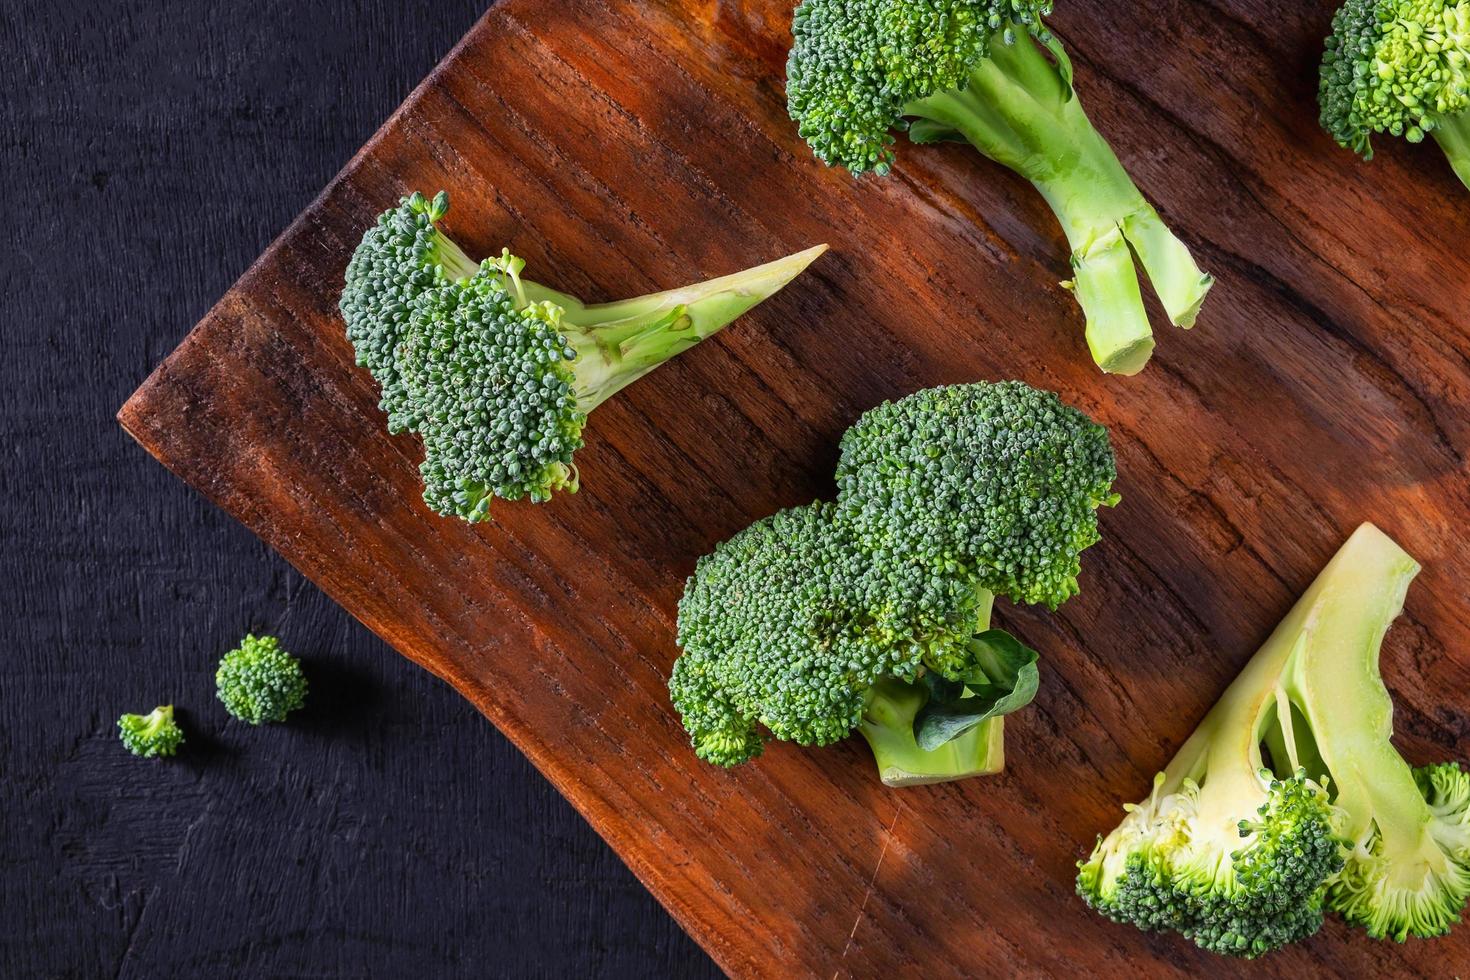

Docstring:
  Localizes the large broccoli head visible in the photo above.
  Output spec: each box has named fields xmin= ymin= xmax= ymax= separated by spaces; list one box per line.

xmin=671 ymin=502 xmax=927 ymax=766
xmin=400 ymin=264 xmax=585 ymax=519
xmin=786 ymin=0 xmax=1054 ymax=174
xmin=1319 ymin=0 xmax=1470 ymax=156
xmin=835 ymin=381 xmax=1118 ymax=610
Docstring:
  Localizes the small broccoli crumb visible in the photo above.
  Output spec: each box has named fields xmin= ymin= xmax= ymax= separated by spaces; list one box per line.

xmin=117 ymin=705 xmax=185 ymax=758
xmin=216 ymin=634 xmax=308 ymax=725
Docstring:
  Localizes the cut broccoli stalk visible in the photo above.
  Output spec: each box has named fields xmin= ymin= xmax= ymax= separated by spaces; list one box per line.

xmin=856 ymin=592 xmax=1045 ymax=787
xmin=1431 ymin=110 xmax=1470 ymax=191
xmin=861 ymin=677 xmax=1005 ymax=786
xmin=1079 ymin=523 xmax=1470 ymax=957
xmin=904 ymin=28 xmax=1211 ymax=374
xmin=549 ymin=245 xmax=829 ymax=410
xmin=1281 ymin=529 xmax=1470 ymax=942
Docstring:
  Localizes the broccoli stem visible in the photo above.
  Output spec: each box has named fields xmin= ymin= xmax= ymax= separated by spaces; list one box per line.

xmin=903 ymin=28 xmax=1210 ymax=375
xmin=432 ymin=224 xmax=584 ymax=308
xmin=1431 ymin=109 xmax=1470 ymax=191
xmin=1163 ymin=523 xmax=1444 ymax=917
xmin=558 ymin=245 xmax=828 ymax=410
xmin=431 ymin=231 xmax=483 ymax=283
xmin=1281 ymin=528 xmax=1451 ymax=903
xmin=1146 ymin=525 xmax=1420 ymax=863
xmin=857 ymin=590 xmax=1006 ymax=786
xmin=860 ymin=678 xmax=1006 ymax=786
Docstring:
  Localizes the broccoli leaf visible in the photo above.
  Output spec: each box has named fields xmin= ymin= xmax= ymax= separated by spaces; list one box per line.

xmin=914 ymin=630 xmax=1040 ymax=750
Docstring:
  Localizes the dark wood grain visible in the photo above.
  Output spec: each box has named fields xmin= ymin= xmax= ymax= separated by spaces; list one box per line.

xmin=118 ymin=0 xmax=1470 ymax=975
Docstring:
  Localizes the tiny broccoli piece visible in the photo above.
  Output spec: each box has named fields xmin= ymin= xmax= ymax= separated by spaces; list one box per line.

xmin=342 ymin=191 xmax=826 ymax=521
xmin=670 ymin=380 xmax=1111 ymax=786
xmin=786 ymin=0 xmax=1212 ymax=374
xmin=216 ymin=634 xmax=308 ymax=725
xmin=1079 ymin=524 xmax=1470 ymax=956
xmin=117 ymin=705 xmax=185 ymax=758
xmin=836 ymin=381 xmax=1119 ymax=610
xmin=1319 ymin=0 xmax=1470 ymax=189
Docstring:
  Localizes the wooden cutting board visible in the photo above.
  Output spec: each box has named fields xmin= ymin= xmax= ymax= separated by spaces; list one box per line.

xmin=117 ymin=0 xmax=1470 ymax=974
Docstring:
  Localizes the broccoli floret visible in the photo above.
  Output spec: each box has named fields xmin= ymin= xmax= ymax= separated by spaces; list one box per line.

xmin=836 ymin=382 xmax=1119 ymax=611
xmin=670 ymin=380 xmax=1112 ymax=785
xmin=1319 ymin=0 xmax=1470 ymax=190
xmin=117 ymin=705 xmax=185 ymax=758
xmin=672 ymin=502 xmax=903 ymax=765
xmin=216 ymin=634 xmax=308 ymax=725
xmin=342 ymin=191 xmax=826 ymax=520
xmin=399 ymin=259 xmax=586 ymax=513
xmin=786 ymin=0 xmax=1212 ymax=374
xmin=1079 ymin=523 xmax=1470 ymax=956
xmin=340 ymin=191 xmax=483 ymax=433
xmin=671 ymin=501 xmax=1026 ymax=783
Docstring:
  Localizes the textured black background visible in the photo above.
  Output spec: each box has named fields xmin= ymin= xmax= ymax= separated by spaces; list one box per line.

xmin=1 ymin=3 xmax=719 ymax=976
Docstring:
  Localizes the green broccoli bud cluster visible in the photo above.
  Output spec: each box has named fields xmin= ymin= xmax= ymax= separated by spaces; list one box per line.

xmin=340 ymin=191 xmax=479 ymax=433
xmin=402 ymin=265 xmax=585 ymax=517
xmin=670 ymin=381 xmax=1117 ymax=780
xmin=216 ymin=633 xmax=308 ymax=725
xmin=343 ymin=194 xmax=582 ymax=517
xmin=1319 ymin=0 xmax=1470 ymax=153
xmin=787 ymin=0 xmax=1051 ymax=174
xmin=673 ymin=503 xmax=892 ymax=764
xmin=116 ymin=705 xmax=185 ymax=758
xmin=836 ymin=382 xmax=1119 ymax=610
xmin=1079 ymin=770 xmax=1344 ymax=958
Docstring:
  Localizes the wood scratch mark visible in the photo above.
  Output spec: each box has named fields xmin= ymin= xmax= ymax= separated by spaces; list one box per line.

xmin=834 ymin=806 xmax=901 ymax=978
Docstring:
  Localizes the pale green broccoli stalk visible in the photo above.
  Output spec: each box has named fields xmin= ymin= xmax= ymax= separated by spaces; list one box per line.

xmin=669 ymin=381 xmax=1114 ymax=786
xmin=1319 ymin=0 xmax=1470 ymax=190
xmin=117 ymin=705 xmax=185 ymax=758
xmin=1079 ymin=523 xmax=1470 ymax=957
xmin=341 ymin=191 xmax=826 ymax=520
xmin=786 ymin=0 xmax=1212 ymax=374
xmin=216 ymin=634 xmax=308 ymax=725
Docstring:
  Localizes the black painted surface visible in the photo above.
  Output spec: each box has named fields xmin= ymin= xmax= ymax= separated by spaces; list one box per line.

xmin=0 ymin=3 xmax=720 ymax=976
